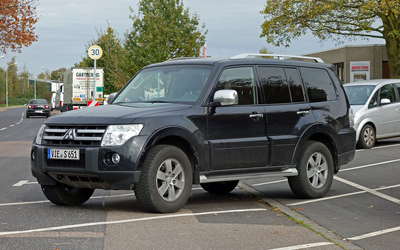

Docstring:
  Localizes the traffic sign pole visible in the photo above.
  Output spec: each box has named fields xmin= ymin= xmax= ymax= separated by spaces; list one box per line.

xmin=88 ymin=45 xmax=103 ymax=103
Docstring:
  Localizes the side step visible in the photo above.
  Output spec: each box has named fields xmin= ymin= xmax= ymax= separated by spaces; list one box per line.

xmin=199 ymin=168 xmax=298 ymax=183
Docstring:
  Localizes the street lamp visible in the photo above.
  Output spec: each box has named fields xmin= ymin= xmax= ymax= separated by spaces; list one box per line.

xmin=5 ymin=62 xmax=18 ymax=107
xmin=34 ymin=67 xmax=44 ymax=99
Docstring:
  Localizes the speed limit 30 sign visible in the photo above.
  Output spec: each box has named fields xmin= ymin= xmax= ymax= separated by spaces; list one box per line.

xmin=88 ymin=45 xmax=103 ymax=60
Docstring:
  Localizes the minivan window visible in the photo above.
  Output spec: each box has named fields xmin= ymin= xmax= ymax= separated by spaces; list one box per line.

xmin=214 ymin=67 xmax=257 ymax=105
xmin=300 ymin=67 xmax=336 ymax=102
xmin=379 ymin=84 xmax=396 ymax=103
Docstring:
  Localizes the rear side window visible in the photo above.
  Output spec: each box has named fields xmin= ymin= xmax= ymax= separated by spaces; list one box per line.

xmin=214 ymin=67 xmax=257 ymax=105
xmin=258 ymin=67 xmax=305 ymax=104
xmin=300 ymin=67 xmax=336 ymax=102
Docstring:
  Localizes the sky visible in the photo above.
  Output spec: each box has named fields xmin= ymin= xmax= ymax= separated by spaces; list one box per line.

xmin=1 ymin=0 xmax=385 ymax=77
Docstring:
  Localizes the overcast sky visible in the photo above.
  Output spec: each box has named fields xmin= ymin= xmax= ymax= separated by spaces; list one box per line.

xmin=1 ymin=0 xmax=384 ymax=76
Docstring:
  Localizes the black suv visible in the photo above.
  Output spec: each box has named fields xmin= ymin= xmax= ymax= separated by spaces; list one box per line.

xmin=31 ymin=54 xmax=356 ymax=213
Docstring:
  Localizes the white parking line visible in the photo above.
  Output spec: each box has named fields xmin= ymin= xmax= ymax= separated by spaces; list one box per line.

xmin=288 ymin=183 xmax=400 ymax=206
xmin=346 ymin=226 xmax=400 ymax=241
xmin=341 ymin=159 xmax=400 ymax=172
xmin=335 ymin=176 xmax=400 ymax=204
xmin=357 ymin=143 xmax=400 ymax=152
xmin=268 ymin=242 xmax=334 ymax=250
xmin=252 ymin=179 xmax=286 ymax=186
xmin=0 ymin=208 xmax=267 ymax=236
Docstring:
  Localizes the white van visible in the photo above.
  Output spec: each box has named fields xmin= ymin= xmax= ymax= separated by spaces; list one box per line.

xmin=50 ymin=93 xmax=56 ymax=111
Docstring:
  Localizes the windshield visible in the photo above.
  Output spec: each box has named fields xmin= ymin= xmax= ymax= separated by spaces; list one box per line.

xmin=114 ymin=65 xmax=213 ymax=104
xmin=344 ymin=85 xmax=376 ymax=105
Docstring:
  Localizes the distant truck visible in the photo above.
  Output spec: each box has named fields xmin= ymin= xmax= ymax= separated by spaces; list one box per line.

xmin=61 ymin=67 xmax=104 ymax=111
xmin=54 ymin=84 xmax=64 ymax=111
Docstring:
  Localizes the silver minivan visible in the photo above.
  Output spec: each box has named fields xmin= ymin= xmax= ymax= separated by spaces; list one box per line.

xmin=344 ymin=79 xmax=400 ymax=149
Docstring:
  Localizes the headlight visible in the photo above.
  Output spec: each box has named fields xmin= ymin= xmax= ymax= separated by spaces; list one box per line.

xmin=35 ymin=124 xmax=46 ymax=145
xmin=101 ymin=124 xmax=144 ymax=146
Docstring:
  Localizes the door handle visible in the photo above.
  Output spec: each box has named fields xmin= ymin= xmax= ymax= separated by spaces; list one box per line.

xmin=297 ymin=110 xmax=309 ymax=115
xmin=249 ymin=113 xmax=263 ymax=118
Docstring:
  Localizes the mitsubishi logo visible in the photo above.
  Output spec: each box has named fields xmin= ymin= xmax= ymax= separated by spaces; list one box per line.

xmin=63 ymin=129 xmax=76 ymax=140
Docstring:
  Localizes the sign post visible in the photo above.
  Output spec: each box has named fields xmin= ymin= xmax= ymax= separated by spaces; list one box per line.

xmin=88 ymin=45 xmax=103 ymax=102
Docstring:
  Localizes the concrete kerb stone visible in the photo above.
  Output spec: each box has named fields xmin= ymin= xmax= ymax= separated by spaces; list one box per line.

xmin=238 ymin=181 xmax=363 ymax=250
xmin=0 ymin=106 xmax=24 ymax=113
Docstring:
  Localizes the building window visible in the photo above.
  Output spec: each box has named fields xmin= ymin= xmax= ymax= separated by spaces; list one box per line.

xmin=333 ymin=63 xmax=344 ymax=82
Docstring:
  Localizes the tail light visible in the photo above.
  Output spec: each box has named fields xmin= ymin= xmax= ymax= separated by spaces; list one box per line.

xmin=28 ymin=105 xmax=34 ymax=108
xmin=44 ymin=105 xmax=49 ymax=108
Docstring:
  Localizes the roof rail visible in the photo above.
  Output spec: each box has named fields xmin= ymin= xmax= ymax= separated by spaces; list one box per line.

xmin=230 ymin=53 xmax=324 ymax=63
xmin=168 ymin=57 xmax=203 ymax=61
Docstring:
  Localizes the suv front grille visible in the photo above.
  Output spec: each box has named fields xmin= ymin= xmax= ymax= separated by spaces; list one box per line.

xmin=42 ymin=125 xmax=107 ymax=146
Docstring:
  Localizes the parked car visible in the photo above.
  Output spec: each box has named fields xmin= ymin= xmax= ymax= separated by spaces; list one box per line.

xmin=26 ymin=99 xmax=51 ymax=118
xmin=31 ymin=54 xmax=356 ymax=213
xmin=344 ymin=79 xmax=400 ymax=149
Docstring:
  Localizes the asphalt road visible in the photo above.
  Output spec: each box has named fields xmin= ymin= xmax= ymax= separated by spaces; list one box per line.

xmin=1 ymin=107 xmax=398 ymax=249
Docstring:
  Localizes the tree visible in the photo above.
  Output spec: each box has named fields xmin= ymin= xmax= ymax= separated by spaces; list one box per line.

xmin=124 ymin=0 xmax=207 ymax=76
xmin=50 ymin=68 xmax=66 ymax=81
xmin=0 ymin=0 xmax=39 ymax=53
xmin=259 ymin=47 xmax=273 ymax=54
xmin=260 ymin=0 xmax=400 ymax=78
xmin=75 ymin=26 xmax=126 ymax=94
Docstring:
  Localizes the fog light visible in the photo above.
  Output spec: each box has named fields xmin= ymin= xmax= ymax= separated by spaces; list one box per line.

xmin=31 ymin=150 xmax=35 ymax=161
xmin=111 ymin=153 xmax=120 ymax=164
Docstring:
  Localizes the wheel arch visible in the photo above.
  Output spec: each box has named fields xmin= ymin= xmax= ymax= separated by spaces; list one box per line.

xmin=292 ymin=125 xmax=339 ymax=173
xmin=139 ymin=127 xmax=205 ymax=184
xmin=356 ymin=120 xmax=376 ymax=142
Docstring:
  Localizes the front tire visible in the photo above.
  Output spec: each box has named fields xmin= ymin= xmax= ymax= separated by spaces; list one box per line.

xmin=134 ymin=145 xmax=193 ymax=213
xmin=288 ymin=141 xmax=334 ymax=199
xmin=357 ymin=124 xmax=375 ymax=149
xmin=200 ymin=181 xmax=239 ymax=194
xmin=41 ymin=183 xmax=94 ymax=206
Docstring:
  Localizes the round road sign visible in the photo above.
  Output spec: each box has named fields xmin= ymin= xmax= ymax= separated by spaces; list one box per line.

xmin=88 ymin=45 xmax=103 ymax=60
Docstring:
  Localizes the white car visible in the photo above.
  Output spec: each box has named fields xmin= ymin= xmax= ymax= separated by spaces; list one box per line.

xmin=344 ymin=79 xmax=400 ymax=149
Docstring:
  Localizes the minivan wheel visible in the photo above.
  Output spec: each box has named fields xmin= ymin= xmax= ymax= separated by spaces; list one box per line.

xmin=357 ymin=124 xmax=375 ymax=149
xmin=200 ymin=181 xmax=239 ymax=194
xmin=288 ymin=141 xmax=334 ymax=199
xmin=134 ymin=145 xmax=192 ymax=213
xmin=41 ymin=183 xmax=94 ymax=206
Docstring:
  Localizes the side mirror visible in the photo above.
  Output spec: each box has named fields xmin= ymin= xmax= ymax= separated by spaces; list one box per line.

xmin=213 ymin=89 xmax=238 ymax=106
xmin=380 ymin=98 xmax=391 ymax=105
xmin=107 ymin=92 xmax=117 ymax=104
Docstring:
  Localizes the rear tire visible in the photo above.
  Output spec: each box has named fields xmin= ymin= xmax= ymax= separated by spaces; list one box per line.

xmin=26 ymin=113 xmax=29 ymax=118
xmin=41 ymin=183 xmax=94 ymax=206
xmin=357 ymin=124 xmax=375 ymax=149
xmin=288 ymin=141 xmax=334 ymax=199
xmin=200 ymin=181 xmax=239 ymax=194
xmin=134 ymin=145 xmax=192 ymax=213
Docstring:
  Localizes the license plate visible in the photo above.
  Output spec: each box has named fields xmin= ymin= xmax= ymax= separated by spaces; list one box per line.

xmin=47 ymin=149 xmax=80 ymax=160
xmin=35 ymin=110 xmax=43 ymax=113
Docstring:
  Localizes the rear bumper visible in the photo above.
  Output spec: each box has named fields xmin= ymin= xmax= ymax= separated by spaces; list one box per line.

xmin=336 ymin=127 xmax=356 ymax=171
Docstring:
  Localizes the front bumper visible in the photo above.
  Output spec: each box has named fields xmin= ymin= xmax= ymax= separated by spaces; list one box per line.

xmin=30 ymin=136 xmax=148 ymax=190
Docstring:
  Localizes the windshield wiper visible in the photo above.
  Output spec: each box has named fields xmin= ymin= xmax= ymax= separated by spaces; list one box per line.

xmin=145 ymin=100 xmax=169 ymax=104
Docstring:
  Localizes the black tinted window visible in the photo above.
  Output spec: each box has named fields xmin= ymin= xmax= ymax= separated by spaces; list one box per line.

xmin=258 ymin=67 xmax=290 ymax=104
xmin=300 ymin=68 xmax=336 ymax=102
xmin=258 ymin=67 xmax=305 ymax=104
xmin=285 ymin=68 xmax=305 ymax=102
xmin=215 ymin=67 xmax=257 ymax=105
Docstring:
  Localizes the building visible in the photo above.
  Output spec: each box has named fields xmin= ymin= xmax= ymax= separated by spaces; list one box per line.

xmin=303 ymin=44 xmax=389 ymax=83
